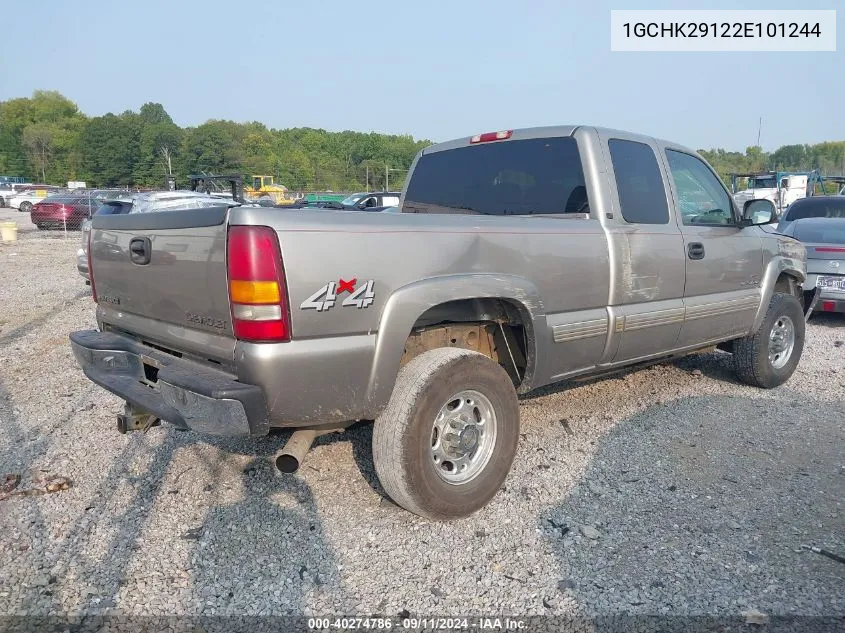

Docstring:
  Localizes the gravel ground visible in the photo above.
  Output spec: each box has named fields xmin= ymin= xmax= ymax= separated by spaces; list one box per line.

xmin=0 ymin=208 xmax=843 ymax=630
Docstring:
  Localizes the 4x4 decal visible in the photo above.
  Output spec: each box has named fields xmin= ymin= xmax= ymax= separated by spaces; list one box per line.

xmin=300 ymin=278 xmax=375 ymax=312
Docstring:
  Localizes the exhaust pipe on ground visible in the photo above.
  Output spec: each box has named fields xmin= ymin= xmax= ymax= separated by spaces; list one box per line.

xmin=275 ymin=429 xmax=319 ymax=474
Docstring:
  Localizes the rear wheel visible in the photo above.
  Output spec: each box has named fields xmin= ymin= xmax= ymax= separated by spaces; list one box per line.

xmin=733 ymin=292 xmax=805 ymax=388
xmin=372 ymin=348 xmax=519 ymax=520
xmin=36 ymin=224 xmax=47 ymax=230
xmin=19 ymin=201 xmax=32 ymax=213
xmin=0 ymin=197 xmax=5 ymax=207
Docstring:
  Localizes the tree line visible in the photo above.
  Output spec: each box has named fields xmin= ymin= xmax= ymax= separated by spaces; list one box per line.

xmin=0 ymin=91 xmax=430 ymax=192
xmin=1 ymin=90 xmax=843 ymax=191
xmin=700 ymin=143 xmax=845 ymax=188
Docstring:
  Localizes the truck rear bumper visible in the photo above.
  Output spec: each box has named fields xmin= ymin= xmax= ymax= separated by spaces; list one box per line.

xmin=69 ymin=330 xmax=269 ymax=436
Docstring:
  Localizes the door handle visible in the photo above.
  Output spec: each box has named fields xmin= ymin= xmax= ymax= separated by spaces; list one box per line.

xmin=129 ymin=237 xmax=152 ymax=265
xmin=687 ymin=242 xmax=705 ymax=260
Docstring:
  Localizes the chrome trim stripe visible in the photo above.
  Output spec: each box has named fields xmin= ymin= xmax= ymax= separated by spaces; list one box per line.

xmin=623 ymin=308 xmax=685 ymax=331
xmin=556 ymin=294 xmax=760 ymax=341
xmin=685 ymin=296 xmax=759 ymax=321
xmin=553 ymin=318 xmax=608 ymax=343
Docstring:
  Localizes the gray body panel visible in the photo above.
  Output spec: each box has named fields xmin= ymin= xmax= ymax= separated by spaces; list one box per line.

xmin=81 ymin=126 xmax=806 ymax=431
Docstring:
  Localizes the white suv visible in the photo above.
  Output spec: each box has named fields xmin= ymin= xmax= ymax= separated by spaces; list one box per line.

xmin=0 ymin=183 xmax=32 ymax=207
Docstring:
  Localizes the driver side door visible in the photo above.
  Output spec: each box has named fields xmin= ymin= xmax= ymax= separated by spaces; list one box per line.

xmin=661 ymin=147 xmax=764 ymax=346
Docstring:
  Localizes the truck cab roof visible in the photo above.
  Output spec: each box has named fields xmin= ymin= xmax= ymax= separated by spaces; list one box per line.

xmin=423 ymin=125 xmax=698 ymax=157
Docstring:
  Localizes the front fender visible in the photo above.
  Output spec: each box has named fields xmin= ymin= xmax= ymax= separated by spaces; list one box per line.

xmin=364 ymin=274 xmax=546 ymax=412
xmin=751 ymin=254 xmax=806 ymax=333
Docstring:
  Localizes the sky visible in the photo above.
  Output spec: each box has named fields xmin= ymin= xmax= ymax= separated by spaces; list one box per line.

xmin=0 ymin=0 xmax=841 ymax=151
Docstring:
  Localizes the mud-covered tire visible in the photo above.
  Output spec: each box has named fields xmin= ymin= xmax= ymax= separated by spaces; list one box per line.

xmin=733 ymin=292 xmax=805 ymax=388
xmin=372 ymin=348 xmax=519 ymax=520
xmin=19 ymin=201 xmax=32 ymax=213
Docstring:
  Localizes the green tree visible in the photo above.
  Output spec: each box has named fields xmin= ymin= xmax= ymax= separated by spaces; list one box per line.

xmin=180 ymin=120 xmax=244 ymax=178
xmin=78 ymin=112 xmax=142 ymax=186
xmin=21 ymin=123 xmax=57 ymax=181
xmin=138 ymin=102 xmax=174 ymax=125
xmin=0 ymin=91 xmax=84 ymax=181
xmin=135 ymin=121 xmax=183 ymax=185
xmin=769 ymin=144 xmax=808 ymax=171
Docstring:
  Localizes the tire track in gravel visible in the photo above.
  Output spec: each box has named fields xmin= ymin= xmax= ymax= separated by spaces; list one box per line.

xmin=0 ymin=289 xmax=90 ymax=347
xmin=0 ymin=377 xmax=62 ymax=617
xmin=0 ymin=234 xmax=102 ymax=616
xmin=542 ymin=391 xmax=845 ymax=621
xmin=47 ymin=435 xmax=179 ymax=614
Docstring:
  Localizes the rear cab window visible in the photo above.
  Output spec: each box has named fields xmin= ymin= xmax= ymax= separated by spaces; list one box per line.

xmin=403 ymin=136 xmax=589 ymax=215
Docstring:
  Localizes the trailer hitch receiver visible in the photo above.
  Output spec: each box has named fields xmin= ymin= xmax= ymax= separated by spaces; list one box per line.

xmin=116 ymin=402 xmax=160 ymax=434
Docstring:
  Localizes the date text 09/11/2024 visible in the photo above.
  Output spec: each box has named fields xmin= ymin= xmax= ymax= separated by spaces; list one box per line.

xmin=307 ymin=617 xmax=527 ymax=630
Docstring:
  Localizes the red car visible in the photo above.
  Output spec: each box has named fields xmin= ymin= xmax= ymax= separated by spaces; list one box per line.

xmin=30 ymin=195 xmax=98 ymax=230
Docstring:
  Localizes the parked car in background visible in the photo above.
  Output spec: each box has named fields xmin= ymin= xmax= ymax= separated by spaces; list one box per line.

xmin=301 ymin=192 xmax=403 ymax=211
xmin=87 ymin=188 xmax=131 ymax=202
xmin=778 ymin=217 xmax=845 ymax=314
xmin=339 ymin=191 xmax=402 ymax=209
xmin=359 ymin=205 xmax=399 ymax=213
xmin=77 ymin=197 xmax=134 ymax=283
xmin=30 ymin=195 xmax=99 ymax=230
xmin=777 ymin=196 xmax=845 ymax=234
xmin=0 ymin=183 xmax=32 ymax=207
xmin=7 ymin=187 xmax=60 ymax=213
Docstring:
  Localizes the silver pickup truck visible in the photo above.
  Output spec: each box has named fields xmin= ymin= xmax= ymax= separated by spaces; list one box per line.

xmin=70 ymin=126 xmax=807 ymax=520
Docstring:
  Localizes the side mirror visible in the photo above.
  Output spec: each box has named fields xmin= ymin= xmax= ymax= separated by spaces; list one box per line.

xmin=742 ymin=199 xmax=775 ymax=226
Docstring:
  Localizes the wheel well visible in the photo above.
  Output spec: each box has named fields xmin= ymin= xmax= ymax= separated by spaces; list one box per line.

xmin=774 ymin=273 xmax=801 ymax=299
xmin=401 ymin=298 xmax=530 ymax=386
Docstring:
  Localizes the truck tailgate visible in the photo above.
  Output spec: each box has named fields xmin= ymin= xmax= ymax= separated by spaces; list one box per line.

xmin=89 ymin=206 xmax=235 ymax=356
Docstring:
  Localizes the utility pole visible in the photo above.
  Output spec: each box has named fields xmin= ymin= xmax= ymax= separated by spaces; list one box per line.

xmin=365 ymin=165 xmax=369 ymax=191
xmin=756 ymin=116 xmax=762 ymax=147
xmin=385 ymin=164 xmax=389 ymax=192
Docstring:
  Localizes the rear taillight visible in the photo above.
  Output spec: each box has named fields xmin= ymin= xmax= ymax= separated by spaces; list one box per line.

xmin=470 ymin=130 xmax=513 ymax=144
xmin=815 ymin=247 xmax=845 ymax=253
xmin=88 ymin=229 xmax=97 ymax=303
xmin=227 ymin=225 xmax=290 ymax=342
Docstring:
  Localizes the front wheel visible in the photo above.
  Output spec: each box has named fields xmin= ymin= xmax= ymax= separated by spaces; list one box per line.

xmin=733 ymin=292 xmax=805 ymax=388
xmin=19 ymin=201 xmax=32 ymax=213
xmin=372 ymin=348 xmax=519 ymax=520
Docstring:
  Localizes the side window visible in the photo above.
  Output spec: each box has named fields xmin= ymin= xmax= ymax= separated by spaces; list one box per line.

xmin=608 ymin=139 xmax=669 ymax=225
xmin=666 ymin=150 xmax=734 ymax=226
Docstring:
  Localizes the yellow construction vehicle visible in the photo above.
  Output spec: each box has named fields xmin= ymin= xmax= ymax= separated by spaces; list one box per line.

xmin=244 ymin=175 xmax=296 ymax=206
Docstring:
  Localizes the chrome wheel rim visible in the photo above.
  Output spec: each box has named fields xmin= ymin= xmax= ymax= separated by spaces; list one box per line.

xmin=430 ymin=390 xmax=497 ymax=485
xmin=768 ymin=315 xmax=795 ymax=369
